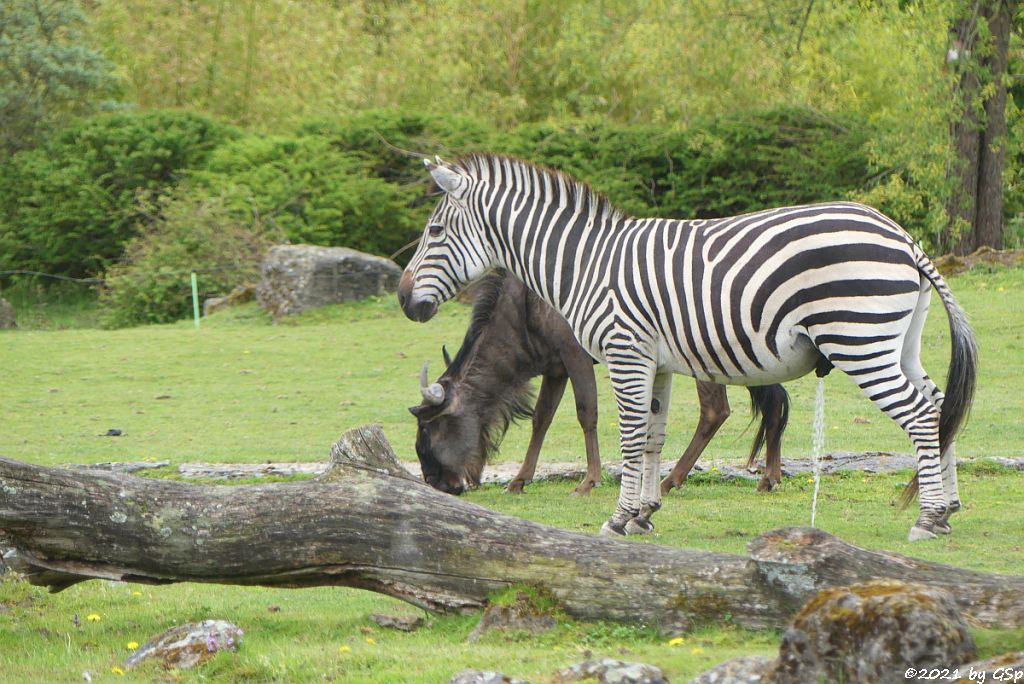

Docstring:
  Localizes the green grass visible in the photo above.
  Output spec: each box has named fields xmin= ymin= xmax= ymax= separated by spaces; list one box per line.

xmin=1 ymin=265 xmax=1023 ymax=682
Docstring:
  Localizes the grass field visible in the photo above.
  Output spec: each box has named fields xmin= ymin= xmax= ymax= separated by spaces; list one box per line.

xmin=1 ymin=265 xmax=1023 ymax=682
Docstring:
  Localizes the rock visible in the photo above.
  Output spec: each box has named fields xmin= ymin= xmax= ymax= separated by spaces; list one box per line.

xmin=449 ymin=669 xmax=533 ymax=684
xmin=688 ymin=655 xmax=774 ymax=684
xmin=557 ymin=658 xmax=668 ymax=684
xmin=125 ymin=620 xmax=244 ymax=670
xmin=256 ymin=244 xmax=401 ymax=319
xmin=468 ymin=592 xmax=556 ymax=642
xmin=177 ymin=462 xmax=329 ymax=480
xmin=370 ymin=612 xmax=424 ymax=632
xmin=952 ymin=652 xmax=1024 ymax=683
xmin=767 ymin=580 xmax=976 ymax=684
xmin=0 ymin=296 xmax=16 ymax=329
xmin=68 ymin=461 xmax=169 ymax=474
xmin=203 ymin=283 xmax=256 ymax=316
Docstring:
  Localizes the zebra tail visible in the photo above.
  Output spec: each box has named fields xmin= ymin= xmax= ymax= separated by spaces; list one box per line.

xmin=899 ymin=253 xmax=979 ymax=509
xmin=745 ymin=385 xmax=790 ymax=469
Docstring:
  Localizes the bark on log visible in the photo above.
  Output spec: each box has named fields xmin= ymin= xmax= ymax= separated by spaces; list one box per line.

xmin=1 ymin=425 xmax=1022 ymax=631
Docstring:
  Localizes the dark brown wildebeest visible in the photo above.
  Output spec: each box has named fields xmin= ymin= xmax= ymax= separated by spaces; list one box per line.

xmin=409 ymin=271 xmax=788 ymax=496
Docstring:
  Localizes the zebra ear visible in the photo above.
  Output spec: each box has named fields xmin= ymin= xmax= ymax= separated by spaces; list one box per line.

xmin=424 ymin=157 xmax=469 ymax=198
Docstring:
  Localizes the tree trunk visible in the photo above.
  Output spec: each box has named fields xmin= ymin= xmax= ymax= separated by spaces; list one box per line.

xmin=1 ymin=425 xmax=1022 ymax=631
xmin=945 ymin=0 xmax=1015 ymax=253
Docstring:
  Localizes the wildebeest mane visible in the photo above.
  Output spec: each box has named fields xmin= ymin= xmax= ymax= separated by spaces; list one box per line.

xmin=443 ymin=269 xmax=535 ymax=464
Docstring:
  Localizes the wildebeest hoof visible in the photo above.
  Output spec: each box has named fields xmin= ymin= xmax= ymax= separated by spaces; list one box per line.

xmin=600 ymin=519 xmax=627 ymax=537
xmin=659 ymin=479 xmax=678 ymax=496
xmin=756 ymin=476 xmax=778 ymax=492
xmin=505 ymin=479 xmax=527 ymax=494
xmin=908 ymin=524 xmax=938 ymax=542
xmin=625 ymin=517 xmax=654 ymax=535
xmin=572 ymin=479 xmax=599 ymax=496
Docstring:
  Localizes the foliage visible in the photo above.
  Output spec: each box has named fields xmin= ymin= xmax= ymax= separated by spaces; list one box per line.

xmin=0 ymin=110 xmax=236 ymax=278
xmin=0 ymin=0 xmax=120 ymax=156
xmin=499 ymin=108 xmax=873 ymax=220
xmin=99 ymin=190 xmax=274 ymax=328
xmin=190 ymin=130 xmax=422 ymax=256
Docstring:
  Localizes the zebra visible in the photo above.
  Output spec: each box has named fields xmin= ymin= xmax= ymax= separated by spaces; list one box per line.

xmin=398 ymin=154 xmax=977 ymax=542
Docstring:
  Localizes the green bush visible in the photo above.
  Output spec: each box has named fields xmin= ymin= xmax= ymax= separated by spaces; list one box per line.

xmin=498 ymin=108 xmax=874 ymax=220
xmin=100 ymin=190 xmax=274 ymax=328
xmin=0 ymin=110 xmax=236 ymax=278
xmin=191 ymin=132 xmax=422 ymax=257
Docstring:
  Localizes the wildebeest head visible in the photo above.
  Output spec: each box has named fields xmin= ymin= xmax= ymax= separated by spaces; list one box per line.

xmin=409 ymin=275 xmax=535 ymax=494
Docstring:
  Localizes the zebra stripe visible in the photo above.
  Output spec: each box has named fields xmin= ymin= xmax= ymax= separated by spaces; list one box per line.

xmin=399 ymin=154 xmax=978 ymax=541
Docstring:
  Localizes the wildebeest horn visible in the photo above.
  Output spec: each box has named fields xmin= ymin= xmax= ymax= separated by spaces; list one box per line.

xmin=419 ymin=361 xmax=445 ymax=405
xmin=442 ymin=345 xmax=452 ymax=368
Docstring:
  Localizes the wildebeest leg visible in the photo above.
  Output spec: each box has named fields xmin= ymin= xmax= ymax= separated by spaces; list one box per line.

xmin=562 ymin=353 xmax=602 ymax=496
xmin=506 ymin=373 xmax=568 ymax=494
xmin=660 ymin=381 xmax=730 ymax=495
xmin=748 ymin=385 xmax=789 ymax=492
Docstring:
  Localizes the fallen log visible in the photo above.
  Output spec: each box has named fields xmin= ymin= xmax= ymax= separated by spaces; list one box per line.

xmin=1 ymin=425 xmax=1022 ymax=631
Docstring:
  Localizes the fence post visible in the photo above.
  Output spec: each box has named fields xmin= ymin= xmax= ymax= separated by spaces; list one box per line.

xmin=190 ymin=271 xmax=200 ymax=329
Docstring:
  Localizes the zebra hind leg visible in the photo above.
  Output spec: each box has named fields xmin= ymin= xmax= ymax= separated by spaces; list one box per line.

xmin=906 ymin=369 xmax=960 ymax=534
xmin=828 ymin=352 xmax=948 ymax=541
xmin=901 ymin=292 xmax=962 ymax=534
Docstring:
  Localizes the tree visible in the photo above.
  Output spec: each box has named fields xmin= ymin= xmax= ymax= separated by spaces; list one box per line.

xmin=0 ymin=0 xmax=119 ymax=156
xmin=945 ymin=0 xmax=1018 ymax=253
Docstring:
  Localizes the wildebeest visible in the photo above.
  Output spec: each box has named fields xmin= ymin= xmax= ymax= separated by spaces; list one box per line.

xmin=409 ymin=270 xmax=789 ymax=495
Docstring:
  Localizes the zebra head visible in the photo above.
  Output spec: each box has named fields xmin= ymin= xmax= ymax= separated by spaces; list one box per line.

xmin=398 ymin=157 xmax=496 ymax=322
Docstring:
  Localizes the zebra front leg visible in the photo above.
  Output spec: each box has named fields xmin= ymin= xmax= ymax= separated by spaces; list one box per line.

xmin=627 ymin=372 xmax=673 ymax=535
xmin=599 ymin=352 xmax=655 ymax=537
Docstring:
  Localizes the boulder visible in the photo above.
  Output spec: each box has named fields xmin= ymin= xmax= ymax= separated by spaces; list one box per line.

xmin=687 ymin=655 xmax=774 ymax=684
xmin=203 ymin=283 xmax=256 ymax=316
xmin=124 ymin=620 xmax=244 ymax=670
xmin=0 ymin=296 xmax=16 ymax=329
xmin=449 ymin=669 xmax=533 ymax=684
xmin=767 ymin=580 xmax=976 ymax=683
xmin=256 ymin=245 xmax=401 ymax=319
xmin=468 ymin=591 xmax=556 ymax=642
xmin=557 ymin=658 xmax=668 ymax=684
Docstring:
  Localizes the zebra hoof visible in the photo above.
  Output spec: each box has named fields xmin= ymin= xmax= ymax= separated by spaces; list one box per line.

xmin=908 ymin=525 xmax=938 ymax=542
xmin=600 ymin=520 xmax=627 ymax=537
xmin=933 ymin=500 xmax=960 ymax=535
xmin=624 ymin=517 xmax=655 ymax=535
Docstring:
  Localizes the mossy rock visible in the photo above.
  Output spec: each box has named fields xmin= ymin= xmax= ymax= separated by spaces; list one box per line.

xmin=768 ymin=580 xmax=976 ymax=684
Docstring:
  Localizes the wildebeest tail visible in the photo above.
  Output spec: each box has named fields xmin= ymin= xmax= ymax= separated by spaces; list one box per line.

xmin=746 ymin=384 xmax=790 ymax=469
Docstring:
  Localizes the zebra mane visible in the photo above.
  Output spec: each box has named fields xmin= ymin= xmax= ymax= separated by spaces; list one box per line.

xmin=454 ymin=153 xmax=628 ymax=224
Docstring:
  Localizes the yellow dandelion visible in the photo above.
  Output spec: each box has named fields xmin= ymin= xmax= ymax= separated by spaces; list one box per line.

xmin=110 ymin=666 xmax=125 ymax=675
xmin=668 ymin=637 xmax=685 ymax=646
xmin=365 ymin=637 xmax=377 ymax=645
xmin=131 ymin=591 xmax=142 ymax=597
xmin=127 ymin=642 xmax=139 ymax=650
xmin=806 ymin=477 xmax=814 ymax=485
xmin=86 ymin=613 xmax=101 ymax=622
xmin=690 ymin=646 xmax=704 ymax=656
xmin=339 ymin=645 xmax=351 ymax=653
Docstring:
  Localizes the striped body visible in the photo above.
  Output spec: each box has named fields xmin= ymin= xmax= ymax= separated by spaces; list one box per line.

xmin=399 ymin=155 xmax=977 ymax=540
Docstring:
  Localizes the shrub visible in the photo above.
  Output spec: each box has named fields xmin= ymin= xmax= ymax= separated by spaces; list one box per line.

xmin=0 ymin=110 xmax=236 ymax=279
xmin=499 ymin=108 xmax=874 ymax=221
xmin=191 ymin=132 xmax=422 ymax=257
xmin=100 ymin=190 xmax=275 ymax=328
